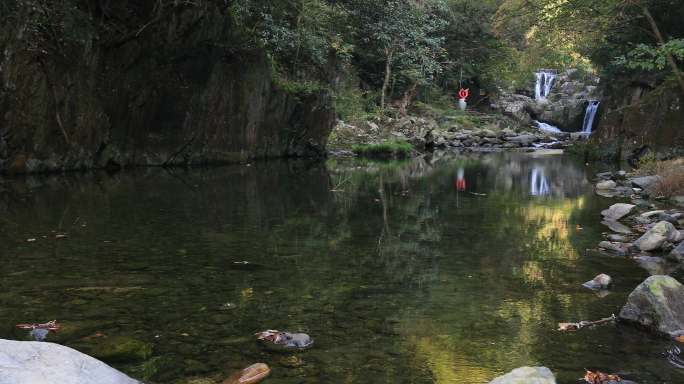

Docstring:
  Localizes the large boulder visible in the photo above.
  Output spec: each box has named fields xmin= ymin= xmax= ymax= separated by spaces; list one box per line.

xmin=619 ymin=275 xmax=684 ymax=335
xmin=601 ymin=203 xmax=636 ymax=221
xmin=0 ymin=339 xmax=140 ymax=384
xmin=634 ymin=221 xmax=678 ymax=251
xmin=488 ymin=366 xmax=556 ymax=384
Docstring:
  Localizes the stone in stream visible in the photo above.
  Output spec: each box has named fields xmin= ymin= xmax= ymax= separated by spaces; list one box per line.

xmin=634 ymin=221 xmax=678 ymax=252
xmin=596 ymin=180 xmax=617 ymax=190
xmin=640 ymin=210 xmax=666 ymax=219
xmin=598 ymin=241 xmax=632 ymax=255
xmin=601 ymin=203 xmax=636 ymax=221
xmin=607 ymin=234 xmax=629 ymax=242
xmin=0 ymin=339 xmax=140 ymax=384
xmin=488 ymin=366 xmax=556 ymax=384
xmin=222 ymin=363 xmax=271 ymax=384
xmin=582 ymin=274 xmax=612 ymax=290
xmin=601 ymin=220 xmax=633 ymax=234
xmin=255 ymin=330 xmax=314 ymax=350
xmin=619 ymin=275 xmax=684 ymax=335
xmin=630 ymin=175 xmax=662 ymax=190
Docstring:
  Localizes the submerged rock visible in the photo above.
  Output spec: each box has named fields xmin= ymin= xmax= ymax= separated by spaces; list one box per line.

xmin=601 ymin=220 xmax=633 ymax=234
xmin=633 ymin=256 xmax=679 ymax=276
xmin=601 ymin=203 xmax=636 ymax=221
xmin=88 ymin=336 xmax=153 ymax=363
xmin=488 ymin=366 xmax=556 ymax=384
xmin=222 ymin=363 xmax=270 ymax=384
xmin=619 ymin=275 xmax=684 ymax=335
xmin=634 ymin=221 xmax=678 ymax=252
xmin=583 ymin=274 xmax=612 ymax=290
xmin=0 ymin=339 xmax=140 ymax=384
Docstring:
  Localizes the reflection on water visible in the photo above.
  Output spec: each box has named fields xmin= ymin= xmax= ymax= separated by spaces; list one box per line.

xmin=530 ymin=167 xmax=550 ymax=196
xmin=0 ymin=153 xmax=681 ymax=384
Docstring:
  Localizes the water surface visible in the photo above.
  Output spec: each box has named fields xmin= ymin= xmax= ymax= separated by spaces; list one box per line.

xmin=0 ymin=152 xmax=682 ymax=383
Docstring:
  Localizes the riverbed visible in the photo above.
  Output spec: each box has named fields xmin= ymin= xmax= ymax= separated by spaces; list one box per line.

xmin=1 ymin=151 xmax=682 ymax=383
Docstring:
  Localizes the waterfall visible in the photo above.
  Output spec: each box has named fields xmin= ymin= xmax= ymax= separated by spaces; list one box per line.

xmin=582 ymin=100 xmax=600 ymax=134
xmin=530 ymin=167 xmax=550 ymax=196
xmin=534 ymin=120 xmax=562 ymax=134
xmin=535 ymin=71 xmax=556 ymax=101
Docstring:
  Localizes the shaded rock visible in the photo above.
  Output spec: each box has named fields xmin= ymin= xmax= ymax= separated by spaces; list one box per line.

xmin=507 ymin=134 xmax=537 ymax=146
xmin=601 ymin=220 xmax=633 ymax=234
xmin=598 ymin=241 xmax=632 ymax=255
xmin=631 ymin=175 xmax=662 ymax=190
xmin=634 ymin=221 xmax=678 ymax=252
xmin=672 ymin=195 xmax=684 ymax=206
xmin=596 ymin=171 xmax=613 ymax=180
xmin=607 ymin=234 xmax=629 ymax=242
xmin=0 ymin=339 xmax=140 ymax=384
xmin=88 ymin=336 xmax=153 ymax=363
xmin=488 ymin=366 xmax=556 ymax=384
xmin=596 ymin=180 xmax=617 ymax=190
xmin=582 ymin=274 xmax=613 ymax=290
xmin=668 ymin=242 xmax=684 ymax=262
xmin=657 ymin=213 xmax=678 ymax=225
xmin=641 ymin=210 xmax=666 ymax=218
xmin=601 ymin=203 xmax=636 ymax=221
xmin=619 ymin=275 xmax=684 ymax=335
xmin=633 ymin=256 xmax=679 ymax=276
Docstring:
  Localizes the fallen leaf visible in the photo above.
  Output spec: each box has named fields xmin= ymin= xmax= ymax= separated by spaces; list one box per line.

xmin=558 ymin=322 xmax=580 ymax=332
xmin=582 ymin=370 xmax=622 ymax=384
xmin=26 ymin=238 xmax=36 ymax=242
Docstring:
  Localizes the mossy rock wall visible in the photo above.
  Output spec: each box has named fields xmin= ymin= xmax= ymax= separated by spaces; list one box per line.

xmin=0 ymin=2 xmax=334 ymax=174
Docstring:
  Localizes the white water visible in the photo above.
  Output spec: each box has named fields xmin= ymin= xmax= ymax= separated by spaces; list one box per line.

xmin=535 ymin=71 xmax=556 ymax=100
xmin=530 ymin=167 xmax=550 ymax=196
xmin=582 ymin=100 xmax=600 ymax=134
xmin=534 ymin=120 xmax=562 ymax=134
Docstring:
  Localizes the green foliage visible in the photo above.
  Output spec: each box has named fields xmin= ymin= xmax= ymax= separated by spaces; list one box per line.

xmin=334 ymin=88 xmax=380 ymax=122
xmin=352 ymin=140 xmax=414 ymax=158
xmin=614 ymin=39 xmax=684 ymax=72
xmin=341 ymin=0 xmax=448 ymax=97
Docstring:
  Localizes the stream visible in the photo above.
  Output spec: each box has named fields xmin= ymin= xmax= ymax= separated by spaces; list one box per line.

xmin=1 ymin=151 xmax=682 ymax=384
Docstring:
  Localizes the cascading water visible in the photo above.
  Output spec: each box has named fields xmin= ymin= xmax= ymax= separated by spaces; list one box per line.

xmin=530 ymin=167 xmax=550 ymax=196
xmin=535 ymin=71 xmax=556 ymax=101
xmin=534 ymin=120 xmax=562 ymax=134
xmin=582 ymin=100 xmax=600 ymax=134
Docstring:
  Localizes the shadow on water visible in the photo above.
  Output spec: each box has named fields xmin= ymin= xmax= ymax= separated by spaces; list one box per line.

xmin=0 ymin=153 xmax=682 ymax=383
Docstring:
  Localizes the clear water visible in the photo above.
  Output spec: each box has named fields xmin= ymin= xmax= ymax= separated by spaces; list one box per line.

xmin=1 ymin=152 xmax=682 ymax=384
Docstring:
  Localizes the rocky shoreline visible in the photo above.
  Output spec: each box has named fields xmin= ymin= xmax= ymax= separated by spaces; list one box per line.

xmin=328 ymin=113 xmax=586 ymax=158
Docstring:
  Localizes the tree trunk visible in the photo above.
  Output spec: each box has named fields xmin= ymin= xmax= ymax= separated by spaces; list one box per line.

xmin=641 ymin=5 xmax=684 ymax=95
xmin=380 ymin=48 xmax=394 ymax=110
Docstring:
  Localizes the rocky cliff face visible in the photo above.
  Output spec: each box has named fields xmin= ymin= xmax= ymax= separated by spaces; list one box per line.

xmin=0 ymin=2 xmax=334 ymax=174
xmin=593 ymin=77 xmax=684 ymax=159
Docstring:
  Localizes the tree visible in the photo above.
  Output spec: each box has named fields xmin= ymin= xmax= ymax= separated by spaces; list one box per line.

xmin=341 ymin=0 xmax=447 ymax=109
